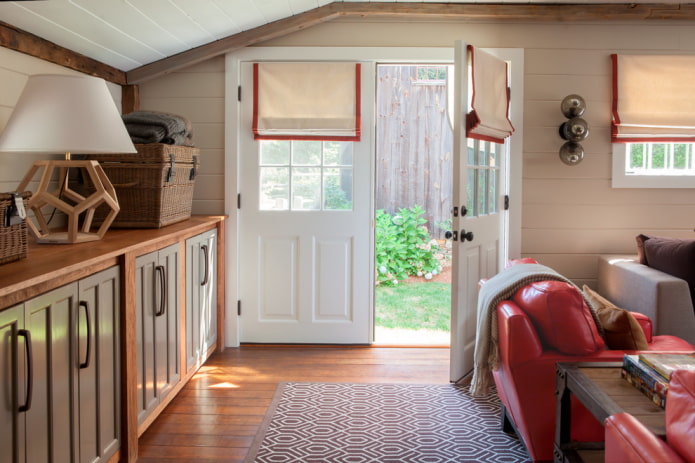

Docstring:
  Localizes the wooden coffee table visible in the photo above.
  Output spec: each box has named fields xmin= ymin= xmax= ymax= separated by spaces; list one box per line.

xmin=554 ymin=361 xmax=666 ymax=463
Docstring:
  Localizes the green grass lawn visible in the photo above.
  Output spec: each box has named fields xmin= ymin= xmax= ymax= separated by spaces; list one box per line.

xmin=375 ymin=282 xmax=451 ymax=332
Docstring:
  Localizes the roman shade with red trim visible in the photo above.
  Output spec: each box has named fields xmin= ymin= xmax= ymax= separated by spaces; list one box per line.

xmin=466 ymin=45 xmax=514 ymax=144
xmin=612 ymin=54 xmax=695 ymax=143
xmin=253 ymin=62 xmax=361 ymax=141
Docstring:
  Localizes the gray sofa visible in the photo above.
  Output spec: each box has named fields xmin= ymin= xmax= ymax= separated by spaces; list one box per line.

xmin=598 ymin=255 xmax=695 ymax=345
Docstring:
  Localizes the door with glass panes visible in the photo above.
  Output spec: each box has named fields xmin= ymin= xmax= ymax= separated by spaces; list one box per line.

xmin=237 ymin=62 xmax=373 ymax=343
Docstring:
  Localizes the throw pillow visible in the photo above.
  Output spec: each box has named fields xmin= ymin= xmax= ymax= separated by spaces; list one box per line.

xmin=635 ymin=234 xmax=651 ymax=265
xmin=582 ymin=285 xmax=649 ymax=351
xmin=513 ymin=281 xmax=605 ymax=355
xmin=643 ymin=236 xmax=695 ymax=308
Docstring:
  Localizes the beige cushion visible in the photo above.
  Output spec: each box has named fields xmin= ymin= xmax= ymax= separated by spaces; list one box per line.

xmin=582 ymin=285 xmax=649 ymax=351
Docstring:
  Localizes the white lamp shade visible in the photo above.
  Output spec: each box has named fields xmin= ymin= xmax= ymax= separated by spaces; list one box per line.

xmin=0 ymin=74 xmax=136 ymax=154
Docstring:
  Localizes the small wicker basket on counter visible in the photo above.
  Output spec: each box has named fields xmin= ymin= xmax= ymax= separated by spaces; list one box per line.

xmin=0 ymin=191 xmax=31 ymax=265
xmin=79 ymin=143 xmax=199 ymax=228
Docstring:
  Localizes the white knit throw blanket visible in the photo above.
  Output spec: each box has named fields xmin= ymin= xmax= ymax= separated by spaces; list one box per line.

xmin=469 ymin=263 xmax=577 ymax=396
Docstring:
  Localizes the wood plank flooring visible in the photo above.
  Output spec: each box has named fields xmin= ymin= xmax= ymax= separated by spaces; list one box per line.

xmin=137 ymin=345 xmax=450 ymax=462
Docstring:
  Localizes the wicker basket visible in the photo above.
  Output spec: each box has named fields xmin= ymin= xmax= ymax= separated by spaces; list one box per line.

xmin=81 ymin=144 xmax=199 ymax=228
xmin=0 ymin=192 xmax=31 ymax=265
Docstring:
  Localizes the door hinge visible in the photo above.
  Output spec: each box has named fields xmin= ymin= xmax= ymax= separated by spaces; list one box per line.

xmin=504 ymin=195 xmax=510 ymax=210
xmin=237 ymin=193 xmax=241 ymax=209
xmin=237 ymin=300 xmax=241 ymax=316
xmin=238 ymin=86 xmax=242 ymax=102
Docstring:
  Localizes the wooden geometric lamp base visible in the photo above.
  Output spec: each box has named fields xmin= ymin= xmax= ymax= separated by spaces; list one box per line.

xmin=17 ymin=159 xmax=120 ymax=244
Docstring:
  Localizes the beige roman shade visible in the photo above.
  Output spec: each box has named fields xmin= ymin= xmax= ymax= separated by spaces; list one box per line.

xmin=612 ymin=54 xmax=695 ymax=142
xmin=253 ymin=62 xmax=361 ymax=141
xmin=466 ymin=46 xmax=514 ymax=144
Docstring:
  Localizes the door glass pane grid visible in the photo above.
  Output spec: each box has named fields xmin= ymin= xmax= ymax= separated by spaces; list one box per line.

xmin=259 ymin=140 xmax=354 ymax=211
xmin=466 ymin=139 xmax=501 ymax=217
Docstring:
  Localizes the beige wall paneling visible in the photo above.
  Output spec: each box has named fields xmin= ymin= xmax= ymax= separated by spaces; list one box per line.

xmin=138 ymin=57 xmax=226 ymax=216
xmin=257 ymin=19 xmax=695 ymax=286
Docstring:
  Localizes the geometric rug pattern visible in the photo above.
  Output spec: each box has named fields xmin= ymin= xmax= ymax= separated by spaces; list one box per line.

xmin=246 ymin=382 xmax=531 ymax=463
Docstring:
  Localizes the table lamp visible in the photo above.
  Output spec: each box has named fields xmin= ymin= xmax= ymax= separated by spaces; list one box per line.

xmin=0 ymin=74 xmax=136 ymax=244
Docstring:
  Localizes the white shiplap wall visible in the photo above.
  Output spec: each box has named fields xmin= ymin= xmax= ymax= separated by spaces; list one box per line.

xmin=138 ymin=56 xmax=226 ymax=216
xmin=253 ymin=18 xmax=695 ymax=286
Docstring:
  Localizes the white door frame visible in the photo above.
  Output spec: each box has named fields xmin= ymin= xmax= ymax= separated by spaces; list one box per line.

xmin=224 ymin=47 xmax=522 ymax=348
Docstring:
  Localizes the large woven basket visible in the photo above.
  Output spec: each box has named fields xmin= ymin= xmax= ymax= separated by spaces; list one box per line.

xmin=0 ymin=192 xmax=31 ymax=265
xmin=82 ymin=144 xmax=199 ymax=228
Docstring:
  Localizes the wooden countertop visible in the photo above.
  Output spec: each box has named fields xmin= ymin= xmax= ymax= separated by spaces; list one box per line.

xmin=0 ymin=215 xmax=225 ymax=310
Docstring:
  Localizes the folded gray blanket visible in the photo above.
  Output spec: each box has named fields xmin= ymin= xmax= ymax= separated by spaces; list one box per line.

xmin=123 ymin=110 xmax=193 ymax=146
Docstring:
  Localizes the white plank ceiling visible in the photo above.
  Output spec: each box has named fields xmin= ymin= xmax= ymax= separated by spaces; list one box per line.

xmin=0 ymin=0 xmax=685 ymax=72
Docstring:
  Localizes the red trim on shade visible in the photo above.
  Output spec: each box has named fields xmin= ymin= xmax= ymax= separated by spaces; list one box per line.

xmin=469 ymin=133 xmax=507 ymax=144
xmin=505 ymin=77 xmax=514 ymax=133
xmin=252 ymin=62 xmax=361 ymax=142
xmin=253 ymin=63 xmax=260 ymax=137
xmin=611 ymin=54 xmax=620 ymax=126
xmin=612 ymin=135 xmax=695 ymax=144
xmin=354 ymin=63 xmax=362 ymax=141
xmin=466 ymin=44 xmax=478 ymax=141
xmin=254 ymin=134 xmax=361 ymax=141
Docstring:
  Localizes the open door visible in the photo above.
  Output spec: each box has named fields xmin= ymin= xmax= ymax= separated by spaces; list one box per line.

xmin=449 ymin=42 xmax=521 ymax=382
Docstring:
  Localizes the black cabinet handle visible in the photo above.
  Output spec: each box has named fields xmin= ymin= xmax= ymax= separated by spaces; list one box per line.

xmin=155 ymin=265 xmax=166 ymax=317
xmin=18 ymin=329 xmax=32 ymax=413
xmin=201 ymin=244 xmax=210 ymax=287
xmin=79 ymin=301 xmax=91 ymax=369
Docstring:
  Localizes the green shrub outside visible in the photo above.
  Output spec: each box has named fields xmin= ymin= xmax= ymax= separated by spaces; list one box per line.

xmin=375 ymin=205 xmax=442 ymax=287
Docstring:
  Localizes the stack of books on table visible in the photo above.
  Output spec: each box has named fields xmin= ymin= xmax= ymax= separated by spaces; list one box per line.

xmin=621 ymin=352 xmax=695 ymax=408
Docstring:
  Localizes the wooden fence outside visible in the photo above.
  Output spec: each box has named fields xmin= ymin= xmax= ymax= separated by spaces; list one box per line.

xmin=376 ymin=65 xmax=454 ymax=238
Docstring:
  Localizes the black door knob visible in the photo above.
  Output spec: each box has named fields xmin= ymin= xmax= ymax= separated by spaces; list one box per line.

xmin=460 ymin=230 xmax=474 ymax=242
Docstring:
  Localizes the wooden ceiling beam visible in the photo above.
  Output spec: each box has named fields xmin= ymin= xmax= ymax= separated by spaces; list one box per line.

xmin=330 ymin=2 xmax=695 ymax=21
xmin=0 ymin=20 xmax=127 ymax=85
xmin=126 ymin=2 xmax=695 ymax=84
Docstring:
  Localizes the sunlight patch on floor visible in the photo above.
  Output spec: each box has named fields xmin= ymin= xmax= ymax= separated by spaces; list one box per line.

xmin=374 ymin=326 xmax=450 ymax=346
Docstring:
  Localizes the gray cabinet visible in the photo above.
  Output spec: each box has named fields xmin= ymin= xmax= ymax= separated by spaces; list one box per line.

xmin=0 ymin=304 xmax=26 ymax=463
xmin=185 ymin=229 xmax=217 ymax=372
xmin=76 ymin=268 xmax=120 ymax=463
xmin=0 ymin=266 xmax=120 ymax=463
xmin=135 ymin=243 xmax=180 ymax=425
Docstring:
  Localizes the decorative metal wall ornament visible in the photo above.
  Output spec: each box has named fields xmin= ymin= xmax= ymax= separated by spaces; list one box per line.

xmin=559 ymin=94 xmax=588 ymax=165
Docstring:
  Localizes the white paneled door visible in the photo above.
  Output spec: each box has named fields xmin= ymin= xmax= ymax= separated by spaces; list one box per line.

xmin=449 ymin=42 xmax=517 ymax=382
xmin=238 ymin=62 xmax=373 ymax=343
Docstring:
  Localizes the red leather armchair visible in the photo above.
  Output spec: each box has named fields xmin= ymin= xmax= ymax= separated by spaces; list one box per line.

xmin=605 ymin=369 xmax=695 ymax=463
xmin=492 ymin=280 xmax=695 ymax=462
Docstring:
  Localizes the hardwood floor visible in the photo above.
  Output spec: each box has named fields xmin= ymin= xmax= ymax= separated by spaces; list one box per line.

xmin=137 ymin=345 xmax=450 ymax=462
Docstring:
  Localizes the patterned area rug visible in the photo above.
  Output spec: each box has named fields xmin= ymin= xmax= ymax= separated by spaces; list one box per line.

xmin=246 ymin=382 xmax=531 ymax=463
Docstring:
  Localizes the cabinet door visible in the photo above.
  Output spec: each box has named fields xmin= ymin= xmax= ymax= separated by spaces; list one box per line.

xmin=136 ymin=250 xmax=159 ymax=424
xmin=24 ymin=283 xmax=78 ymax=463
xmin=0 ymin=305 xmax=26 ymax=463
xmin=76 ymin=266 xmax=120 ymax=463
xmin=185 ymin=235 xmax=202 ymax=371
xmin=157 ymin=244 xmax=180 ymax=402
xmin=136 ymin=244 xmax=180 ymax=425
xmin=201 ymin=230 xmax=217 ymax=355
xmin=185 ymin=229 xmax=217 ymax=372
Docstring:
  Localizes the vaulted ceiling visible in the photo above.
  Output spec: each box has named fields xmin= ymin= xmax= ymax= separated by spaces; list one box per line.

xmin=1 ymin=1 xmax=694 ymax=84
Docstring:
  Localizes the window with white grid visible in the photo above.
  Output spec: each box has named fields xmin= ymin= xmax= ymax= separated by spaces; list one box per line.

xmin=612 ymin=142 xmax=695 ymax=188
